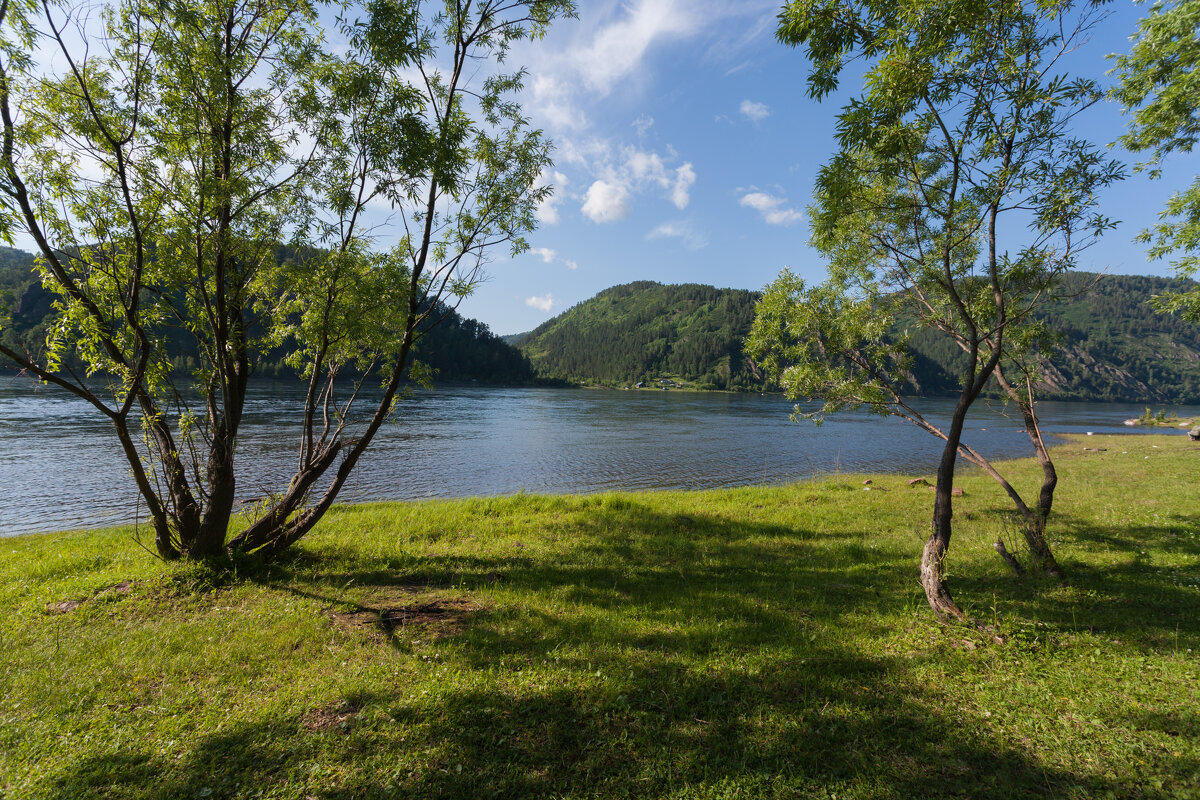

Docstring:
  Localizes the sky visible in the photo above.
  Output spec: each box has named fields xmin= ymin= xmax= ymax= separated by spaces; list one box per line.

xmin=450 ymin=0 xmax=1200 ymax=336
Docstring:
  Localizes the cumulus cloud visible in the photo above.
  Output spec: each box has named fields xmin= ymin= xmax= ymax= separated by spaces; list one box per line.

xmin=671 ymin=163 xmax=696 ymax=210
xmin=740 ymin=191 xmax=804 ymax=226
xmin=574 ymin=145 xmax=696 ymax=222
xmin=646 ymin=220 xmax=708 ymax=251
xmin=564 ymin=259 xmax=579 ymax=271
xmin=558 ymin=137 xmax=614 ymax=170
xmin=525 ymin=293 xmax=557 ymax=313
xmin=626 ymin=148 xmax=667 ymax=183
xmin=582 ymin=179 xmax=632 ymax=223
xmin=532 ymin=170 xmax=568 ymax=225
xmin=740 ymin=100 xmax=770 ymax=122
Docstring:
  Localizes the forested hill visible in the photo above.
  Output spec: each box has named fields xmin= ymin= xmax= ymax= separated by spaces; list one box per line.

xmin=518 ymin=275 xmax=1200 ymax=403
xmin=906 ymin=273 xmax=1200 ymax=403
xmin=0 ymin=247 xmax=535 ymax=384
xmin=518 ymin=281 xmax=765 ymax=390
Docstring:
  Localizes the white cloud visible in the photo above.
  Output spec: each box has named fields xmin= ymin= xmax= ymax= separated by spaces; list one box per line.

xmin=740 ymin=100 xmax=770 ymax=122
xmin=582 ymin=179 xmax=632 ymax=223
xmin=740 ymin=191 xmax=804 ymax=226
xmin=533 ymin=170 xmax=569 ymax=225
xmin=647 ymin=220 xmax=708 ymax=251
xmin=707 ymin=8 xmax=779 ymax=67
xmin=525 ymin=293 xmax=557 ymax=313
xmin=558 ymin=137 xmax=613 ymax=170
xmin=519 ymin=0 xmax=777 ymax=137
xmin=520 ymin=1 xmax=698 ymax=135
xmin=571 ymin=144 xmax=696 ymax=220
xmin=625 ymin=148 xmax=668 ymax=183
xmin=531 ymin=74 xmax=589 ymax=132
xmin=671 ymin=163 xmax=695 ymax=209
xmin=632 ymin=115 xmax=655 ymax=137
xmin=513 ymin=0 xmax=782 ymax=140
xmin=526 ymin=246 xmax=579 ymax=271
xmin=574 ymin=0 xmax=699 ymax=95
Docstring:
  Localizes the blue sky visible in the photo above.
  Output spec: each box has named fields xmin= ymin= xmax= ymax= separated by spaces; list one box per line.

xmin=454 ymin=0 xmax=1200 ymax=336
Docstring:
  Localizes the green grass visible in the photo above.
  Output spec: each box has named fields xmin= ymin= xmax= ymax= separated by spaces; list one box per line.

xmin=2 ymin=434 xmax=1198 ymax=799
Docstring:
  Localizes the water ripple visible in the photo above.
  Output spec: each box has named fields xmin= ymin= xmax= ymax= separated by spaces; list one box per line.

xmin=2 ymin=380 xmax=1194 ymax=535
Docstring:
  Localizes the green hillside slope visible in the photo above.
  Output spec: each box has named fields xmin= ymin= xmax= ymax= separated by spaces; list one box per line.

xmin=520 ymin=275 xmax=1200 ymax=403
xmin=904 ymin=273 xmax=1200 ymax=402
xmin=518 ymin=281 xmax=766 ymax=389
xmin=0 ymin=248 xmax=535 ymax=384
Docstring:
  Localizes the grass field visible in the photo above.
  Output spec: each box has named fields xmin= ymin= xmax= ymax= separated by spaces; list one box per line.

xmin=1 ymin=433 xmax=1198 ymax=799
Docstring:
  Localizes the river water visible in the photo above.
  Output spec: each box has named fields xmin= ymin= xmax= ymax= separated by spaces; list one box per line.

xmin=2 ymin=378 xmax=1195 ymax=535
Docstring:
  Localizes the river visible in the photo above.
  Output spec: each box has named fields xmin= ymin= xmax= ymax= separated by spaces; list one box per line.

xmin=2 ymin=378 xmax=1195 ymax=535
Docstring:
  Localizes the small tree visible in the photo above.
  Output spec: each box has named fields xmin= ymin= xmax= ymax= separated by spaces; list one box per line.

xmin=0 ymin=0 xmax=573 ymax=559
xmin=752 ymin=0 xmax=1121 ymax=620
xmin=1113 ymin=0 xmax=1200 ymax=322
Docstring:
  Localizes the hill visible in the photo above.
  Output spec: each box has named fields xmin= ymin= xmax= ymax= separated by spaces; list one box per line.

xmin=518 ymin=281 xmax=765 ymax=390
xmin=519 ymin=275 xmax=1200 ymax=403
xmin=904 ymin=273 xmax=1200 ymax=403
xmin=0 ymin=247 xmax=535 ymax=385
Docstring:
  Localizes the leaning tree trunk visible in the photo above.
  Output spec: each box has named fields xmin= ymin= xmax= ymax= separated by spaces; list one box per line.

xmin=994 ymin=366 xmax=1063 ymax=579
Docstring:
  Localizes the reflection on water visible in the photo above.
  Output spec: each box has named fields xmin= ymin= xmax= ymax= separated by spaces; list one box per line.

xmin=2 ymin=377 xmax=1195 ymax=535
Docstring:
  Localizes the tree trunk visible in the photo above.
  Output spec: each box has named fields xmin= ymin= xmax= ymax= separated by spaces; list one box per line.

xmin=921 ymin=396 xmax=972 ymax=622
xmin=994 ymin=367 xmax=1063 ymax=579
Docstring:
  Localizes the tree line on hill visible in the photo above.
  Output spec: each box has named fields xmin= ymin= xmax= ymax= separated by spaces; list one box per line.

xmin=0 ymin=247 xmax=536 ymax=385
xmin=9 ymin=246 xmax=1198 ymax=403
xmin=516 ymin=281 xmax=765 ymax=390
xmin=513 ymin=275 xmax=1200 ymax=404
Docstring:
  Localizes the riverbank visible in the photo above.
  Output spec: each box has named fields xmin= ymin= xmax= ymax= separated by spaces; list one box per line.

xmin=3 ymin=434 xmax=1197 ymax=798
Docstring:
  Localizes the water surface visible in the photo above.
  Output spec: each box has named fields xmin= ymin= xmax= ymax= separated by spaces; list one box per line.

xmin=2 ymin=379 xmax=1194 ymax=535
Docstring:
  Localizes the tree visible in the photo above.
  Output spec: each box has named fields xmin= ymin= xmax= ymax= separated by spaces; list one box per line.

xmin=750 ymin=0 xmax=1121 ymax=620
xmin=0 ymin=0 xmax=573 ymax=560
xmin=1113 ymin=0 xmax=1200 ymax=322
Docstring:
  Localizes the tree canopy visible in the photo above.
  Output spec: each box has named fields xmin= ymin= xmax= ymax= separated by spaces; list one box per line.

xmin=1113 ymin=0 xmax=1200 ymax=322
xmin=755 ymin=0 xmax=1122 ymax=619
xmin=0 ymin=0 xmax=573 ymax=559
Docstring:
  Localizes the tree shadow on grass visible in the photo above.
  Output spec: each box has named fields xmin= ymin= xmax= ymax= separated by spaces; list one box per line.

xmin=46 ymin=645 xmax=1153 ymax=800
xmin=951 ymin=511 xmax=1200 ymax=648
xmin=40 ymin=498 xmax=1199 ymax=799
xmin=264 ymin=500 xmax=912 ymax=656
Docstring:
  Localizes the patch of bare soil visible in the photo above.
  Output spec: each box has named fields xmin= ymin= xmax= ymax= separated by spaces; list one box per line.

xmin=329 ymin=586 xmax=483 ymax=640
xmin=45 ymin=580 xmax=137 ymax=614
xmin=302 ymin=700 xmax=360 ymax=733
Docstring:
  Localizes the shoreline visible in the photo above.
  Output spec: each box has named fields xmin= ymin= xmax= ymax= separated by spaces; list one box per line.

xmin=3 ymin=431 xmax=1197 ymax=798
xmin=6 ymin=431 xmax=1191 ymax=541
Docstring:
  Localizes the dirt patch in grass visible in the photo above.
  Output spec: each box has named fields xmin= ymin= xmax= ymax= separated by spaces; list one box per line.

xmin=330 ymin=585 xmax=484 ymax=640
xmin=46 ymin=580 xmax=138 ymax=614
xmin=302 ymin=700 xmax=360 ymax=733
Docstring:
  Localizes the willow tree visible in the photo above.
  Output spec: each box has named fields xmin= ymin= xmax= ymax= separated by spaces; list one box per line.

xmin=1113 ymin=0 xmax=1200 ymax=322
xmin=750 ymin=0 xmax=1121 ymax=620
xmin=0 ymin=0 xmax=573 ymax=559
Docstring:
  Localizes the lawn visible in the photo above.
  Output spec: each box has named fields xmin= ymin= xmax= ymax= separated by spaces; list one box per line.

xmin=1 ymin=433 xmax=1197 ymax=799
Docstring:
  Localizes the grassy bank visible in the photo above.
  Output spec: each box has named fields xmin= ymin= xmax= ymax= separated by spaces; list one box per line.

xmin=2 ymin=434 xmax=1198 ymax=799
